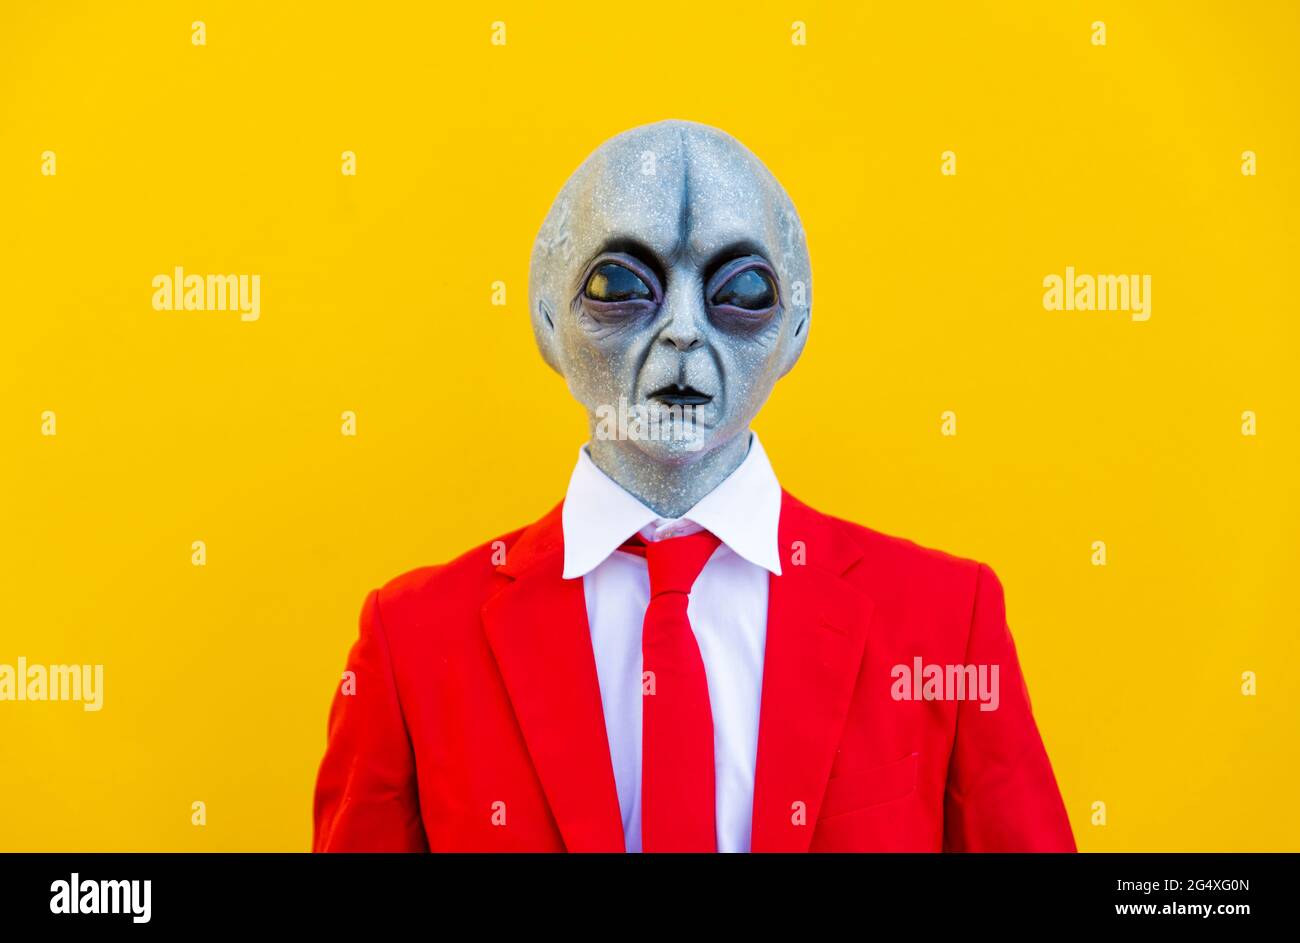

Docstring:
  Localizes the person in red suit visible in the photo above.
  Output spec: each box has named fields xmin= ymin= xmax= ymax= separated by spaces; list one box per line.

xmin=313 ymin=121 xmax=1075 ymax=853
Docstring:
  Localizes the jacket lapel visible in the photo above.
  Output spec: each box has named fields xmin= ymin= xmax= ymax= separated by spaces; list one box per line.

xmin=480 ymin=503 xmax=626 ymax=852
xmin=750 ymin=492 xmax=875 ymax=852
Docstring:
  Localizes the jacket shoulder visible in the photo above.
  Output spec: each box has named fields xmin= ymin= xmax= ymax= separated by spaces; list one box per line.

xmin=793 ymin=495 xmax=991 ymax=608
xmin=367 ymin=525 xmax=527 ymax=644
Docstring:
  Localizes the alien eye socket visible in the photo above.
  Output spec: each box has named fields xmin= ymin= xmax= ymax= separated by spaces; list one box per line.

xmin=711 ymin=266 xmax=777 ymax=311
xmin=585 ymin=262 xmax=653 ymax=303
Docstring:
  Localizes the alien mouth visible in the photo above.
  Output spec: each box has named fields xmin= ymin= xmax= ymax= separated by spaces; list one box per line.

xmin=646 ymin=384 xmax=713 ymax=407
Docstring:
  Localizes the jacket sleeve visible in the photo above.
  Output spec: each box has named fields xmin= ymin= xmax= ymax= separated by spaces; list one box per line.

xmin=942 ymin=564 xmax=1076 ymax=852
xmin=313 ymin=589 xmax=428 ymax=852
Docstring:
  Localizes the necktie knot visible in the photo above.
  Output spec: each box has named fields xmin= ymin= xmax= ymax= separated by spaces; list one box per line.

xmin=629 ymin=530 xmax=722 ymax=599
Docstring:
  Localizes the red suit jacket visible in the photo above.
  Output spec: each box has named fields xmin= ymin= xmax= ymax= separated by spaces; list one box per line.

xmin=313 ymin=492 xmax=1076 ymax=852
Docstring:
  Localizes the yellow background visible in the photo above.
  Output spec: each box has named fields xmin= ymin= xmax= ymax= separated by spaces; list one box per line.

xmin=1 ymin=1 xmax=1296 ymax=851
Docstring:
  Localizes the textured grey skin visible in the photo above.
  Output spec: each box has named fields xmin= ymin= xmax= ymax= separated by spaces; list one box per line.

xmin=529 ymin=120 xmax=812 ymax=519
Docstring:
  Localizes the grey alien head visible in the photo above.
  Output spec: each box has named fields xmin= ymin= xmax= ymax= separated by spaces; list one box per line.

xmin=529 ymin=120 xmax=812 ymax=473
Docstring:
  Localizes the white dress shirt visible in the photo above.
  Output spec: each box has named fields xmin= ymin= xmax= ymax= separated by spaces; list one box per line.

xmin=561 ymin=432 xmax=783 ymax=853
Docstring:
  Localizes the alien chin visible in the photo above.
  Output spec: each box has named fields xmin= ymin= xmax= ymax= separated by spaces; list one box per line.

xmin=592 ymin=393 xmax=710 ymax=455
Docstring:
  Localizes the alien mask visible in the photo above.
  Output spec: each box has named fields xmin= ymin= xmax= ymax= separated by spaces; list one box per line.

xmin=529 ymin=120 xmax=812 ymax=517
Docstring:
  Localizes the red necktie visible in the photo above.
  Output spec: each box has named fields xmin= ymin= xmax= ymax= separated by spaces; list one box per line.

xmin=621 ymin=529 xmax=722 ymax=853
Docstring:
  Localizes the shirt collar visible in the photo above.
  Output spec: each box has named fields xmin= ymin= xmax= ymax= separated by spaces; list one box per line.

xmin=561 ymin=432 xmax=784 ymax=580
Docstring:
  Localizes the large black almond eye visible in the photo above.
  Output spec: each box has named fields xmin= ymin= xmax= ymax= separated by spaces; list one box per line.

xmin=586 ymin=262 xmax=652 ymax=302
xmin=712 ymin=268 xmax=776 ymax=310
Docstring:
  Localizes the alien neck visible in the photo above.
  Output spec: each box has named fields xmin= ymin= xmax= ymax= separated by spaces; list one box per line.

xmin=586 ymin=431 xmax=751 ymax=521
